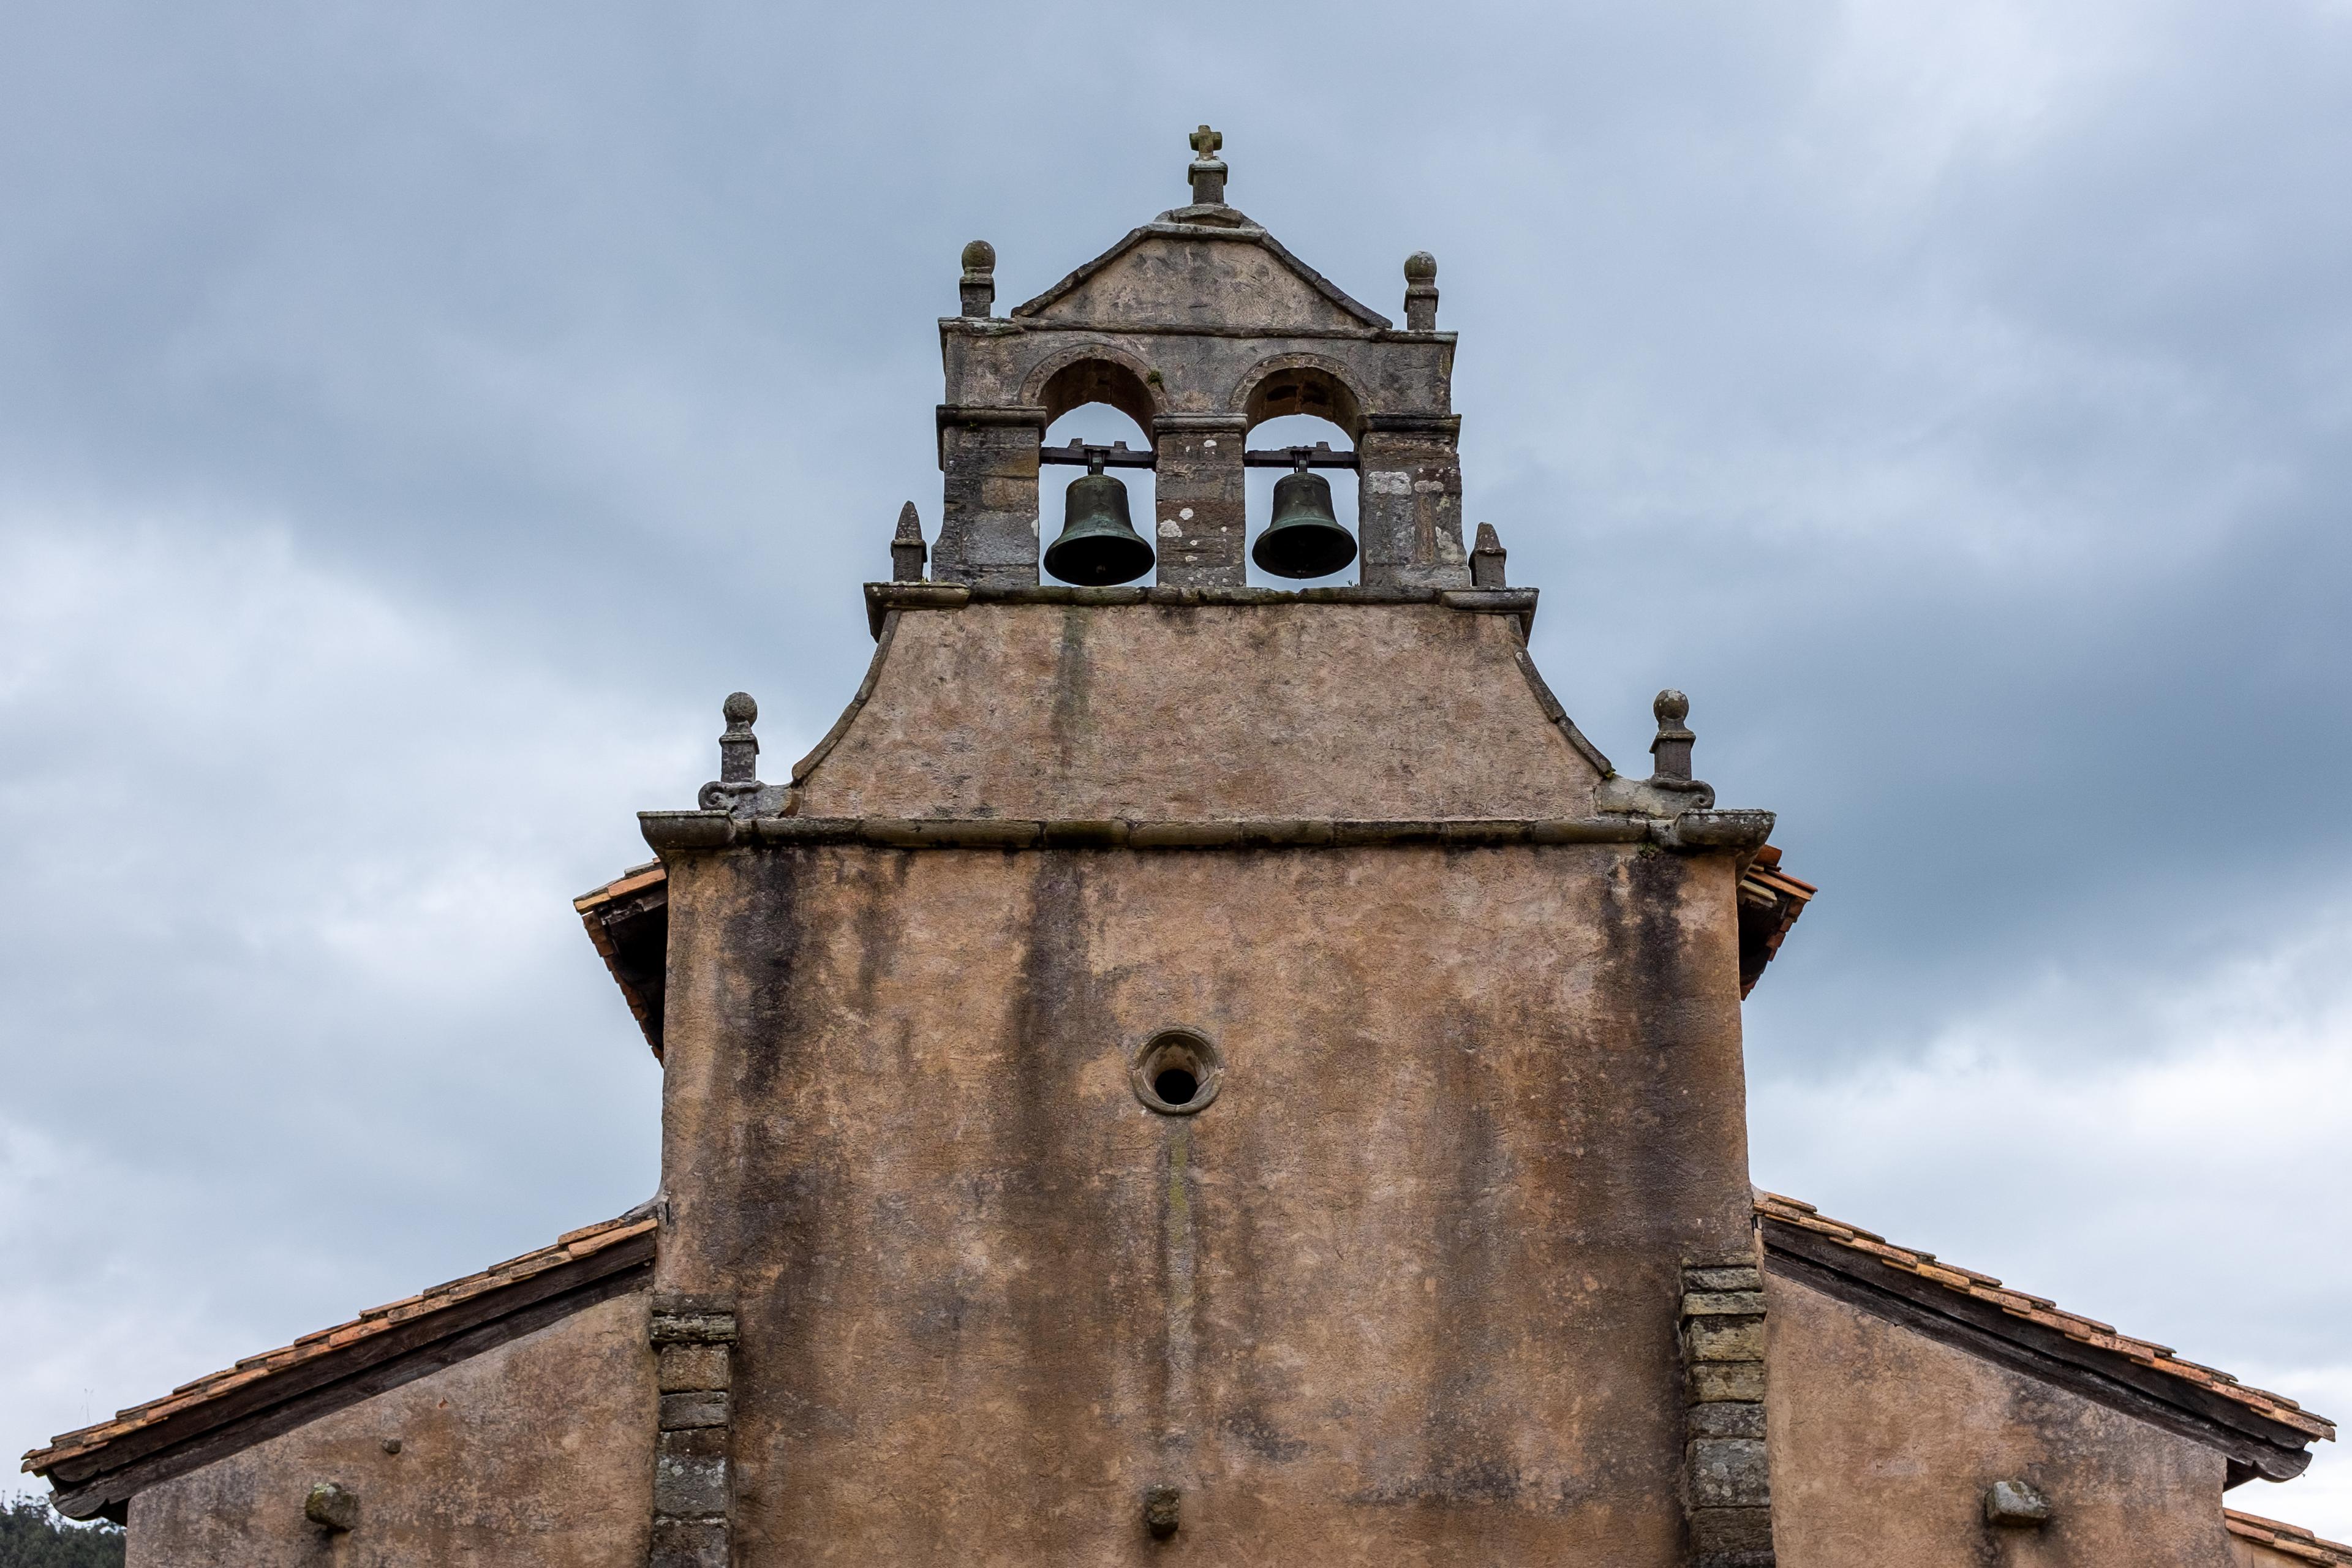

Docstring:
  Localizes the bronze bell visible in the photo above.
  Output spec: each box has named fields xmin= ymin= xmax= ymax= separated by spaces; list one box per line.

xmin=1044 ymin=459 xmax=1155 ymax=586
xmin=1252 ymin=455 xmax=1357 ymax=579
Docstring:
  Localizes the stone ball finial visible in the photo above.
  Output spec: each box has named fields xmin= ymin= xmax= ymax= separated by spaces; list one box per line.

xmin=960 ymin=239 xmax=996 ymax=274
xmin=1403 ymin=252 xmax=1440 ymax=330
xmin=723 ymin=692 xmax=758 ymax=725
xmin=1654 ymin=689 xmax=1690 ymax=726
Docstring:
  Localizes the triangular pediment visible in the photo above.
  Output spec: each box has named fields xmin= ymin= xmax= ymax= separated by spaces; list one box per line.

xmin=1012 ymin=214 xmax=1392 ymax=333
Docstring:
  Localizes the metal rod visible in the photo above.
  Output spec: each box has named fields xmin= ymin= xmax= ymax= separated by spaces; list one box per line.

xmin=1035 ymin=440 xmax=1360 ymax=470
xmin=1038 ymin=440 xmax=1156 ymax=468
xmin=1242 ymin=443 xmax=1357 ymax=469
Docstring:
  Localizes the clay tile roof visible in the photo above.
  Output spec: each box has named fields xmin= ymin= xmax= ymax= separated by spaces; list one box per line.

xmin=1738 ymin=846 xmax=1815 ymax=999
xmin=1755 ymin=1191 xmax=2336 ymax=1443
xmin=21 ymin=1207 xmax=657 ymax=1482
xmin=2228 ymin=1510 xmax=2352 ymax=1566
xmin=576 ymin=861 xmax=669 ymax=1060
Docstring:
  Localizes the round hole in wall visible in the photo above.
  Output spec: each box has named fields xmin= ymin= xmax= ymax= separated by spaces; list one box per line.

xmin=1131 ymin=1029 xmax=1221 ymax=1115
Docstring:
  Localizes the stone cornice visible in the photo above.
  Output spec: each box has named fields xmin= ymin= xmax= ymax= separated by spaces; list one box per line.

xmin=639 ymin=810 xmax=1774 ymax=856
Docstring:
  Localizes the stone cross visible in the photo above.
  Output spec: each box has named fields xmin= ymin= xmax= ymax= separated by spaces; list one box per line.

xmin=1188 ymin=124 xmax=1227 ymax=206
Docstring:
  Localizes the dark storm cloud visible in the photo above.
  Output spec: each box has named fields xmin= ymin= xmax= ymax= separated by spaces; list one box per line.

xmin=3 ymin=0 xmax=2348 ymax=1528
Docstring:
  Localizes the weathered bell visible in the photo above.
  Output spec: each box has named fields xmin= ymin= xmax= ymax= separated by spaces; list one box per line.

xmin=1043 ymin=463 xmax=1155 ymax=586
xmin=1252 ymin=461 xmax=1358 ymax=579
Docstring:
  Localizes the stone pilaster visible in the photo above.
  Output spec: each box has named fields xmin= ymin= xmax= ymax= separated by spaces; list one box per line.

xmin=1152 ymin=413 xmax=1247 ymax=587
xmin=1683 ymin=1261 xmax=1775 ymax=1568
xmin=649 ymin=1297 xmax=737 ymax=1568
xmin=934 ymin=405 xmax=1046 ymax=586
xmin=1356 ymin=414 xmax=1468 ymax=589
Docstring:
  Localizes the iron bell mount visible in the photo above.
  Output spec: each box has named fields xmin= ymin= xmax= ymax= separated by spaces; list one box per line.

xmin=1251 ymin=449 xmax=1359 ymax=580
xmin=1043 ymin=451 xmax=1156 ymax=587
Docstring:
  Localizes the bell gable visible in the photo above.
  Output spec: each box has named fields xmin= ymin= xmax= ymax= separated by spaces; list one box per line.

xmin=1012 ymin=222 xmax=1392 ymax=336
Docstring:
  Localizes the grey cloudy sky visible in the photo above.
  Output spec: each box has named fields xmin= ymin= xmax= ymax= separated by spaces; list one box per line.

xmin=5 ymin=0 xmax=2350 ymax=1532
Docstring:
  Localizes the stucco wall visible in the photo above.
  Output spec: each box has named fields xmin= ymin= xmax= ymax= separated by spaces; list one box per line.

xmin=658 ymin=837 xmax=1754 ymax=1566
xmin=1767 ymin=1270 xmax=2241 ymax=1567
xmin=793 ymin=601 xmax=1604 ymax=821
xmin=127 ymin=1289 xmax=653 ymax=1567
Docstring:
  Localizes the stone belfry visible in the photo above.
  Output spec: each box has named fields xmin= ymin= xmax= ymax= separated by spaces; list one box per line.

xmin=932 ymin=123 xmax=1467 ymax=590
xmin=639 ymin=128 xmax=1777 ymax=1567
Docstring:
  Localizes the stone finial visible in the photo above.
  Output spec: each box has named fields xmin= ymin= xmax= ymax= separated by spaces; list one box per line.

xmin=1404 ymin=251 xmax=1439 ymax=331
xmin=306 ymin=1481 xmax=358 ymax=1533
xmin=698 ymin=693 xmax=767 ymax=812
xmin=891 ymin=501 xmax=927 ymax=582
xmin=1984 ymin=1480 xmax=2052 ymax=1528
xmin=1471 ymin=522 xmax=1507 ymax=588
xmin=1143 ymin=1484 xmax=1182 ymax=1539
xmin=959 ymin=239 xmax=996 ymax=318
xmin=719 ymin=693 xmax=758 ymax=783
xmin=1188 ymin=124 xmax=1227 ymax=206
xmin=1649 ymin=689 xmax=1695 ymax=783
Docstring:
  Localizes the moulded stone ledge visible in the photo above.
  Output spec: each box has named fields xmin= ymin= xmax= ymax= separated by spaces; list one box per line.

xmin=639 ymin=812 xmax=1677 ymax=856
xmin=862 ymin=579 xmax=1539 ymax=635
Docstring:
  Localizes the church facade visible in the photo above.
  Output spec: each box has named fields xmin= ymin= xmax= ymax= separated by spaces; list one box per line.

xmin=24 ymin=130 xmax=2342 ymax=1568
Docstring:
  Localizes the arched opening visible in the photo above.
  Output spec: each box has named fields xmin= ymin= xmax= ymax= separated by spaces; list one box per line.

xmin=1243 ymin=412 xmax=1357 ymax=586
xmin=1240 ymin=363 xmax=1364 ymax=586
xmin=1041 ymin=402 xmax=1156 ymax=587
xmin=1039 ymin=357 xmax=1158 ymax=431
xmin=1241 ymin=365 xmax=1364 ymax=440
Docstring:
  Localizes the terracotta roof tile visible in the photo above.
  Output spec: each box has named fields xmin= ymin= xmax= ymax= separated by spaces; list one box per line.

xmin=1755 ymin=1191 xmax=2336 ymax=1444
xmin=572 ymin=860 xmax=663 ymax=913
xmin=2227 ymin=1509 xmax=2352 ymax=1566
xmin=21 ymin=1208 xmax=657 ymax=1479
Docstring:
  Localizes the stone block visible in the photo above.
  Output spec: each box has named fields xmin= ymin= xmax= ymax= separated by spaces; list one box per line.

xmin=649 ymin=1517 xmax=729 ymax=1568
xmin=304 ymin=1480 xmax=358 ymax=1533
xmin=1683 ymin=1291 xmax=1770 ymax=1317
xmin=1687 ymin=1438 xmax=1771 ymax=1507
xmin=1985 ymin=1479 xmax=2052 ymax=1526
xmin=658 ymin=1342 xmax=732 ymax=1393
xmin=1692 ymin=1504 xmax=1776 ymax=1553
xmin=1687 ymin=1401 xmax=1765 ymax=1439
xmin=1686 ymin=1265 xmax=1764 ymax=1292
xmin=661 ymin=1390 xmax=729 ymax=1430
xmin=1686 ymin=1316 xmax=1766 ymax=1362
xmin=650 ymin=1310 xmax=737 ymax=1347
xmin=1690 ymin=1361 xmax=1768 ymax=1403
xmin=654 ymin=1426 xmax=729 ymax=1518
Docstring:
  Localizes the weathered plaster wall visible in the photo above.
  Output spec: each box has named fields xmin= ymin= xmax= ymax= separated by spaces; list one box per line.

xmin=658 ymin=839 xmax=1755 ymax=1566
xmin=127 ymin=1291 xmax=653 ymax=1568
xmin=794 ymin=603 xmax=1602 ymax=821
xmin=1767 ymin=1271 xmax=2241 ymax=1567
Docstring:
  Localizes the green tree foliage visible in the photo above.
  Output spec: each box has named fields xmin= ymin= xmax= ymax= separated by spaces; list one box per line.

xmin=0 ymin=1494 xmax=126 ymax=1567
